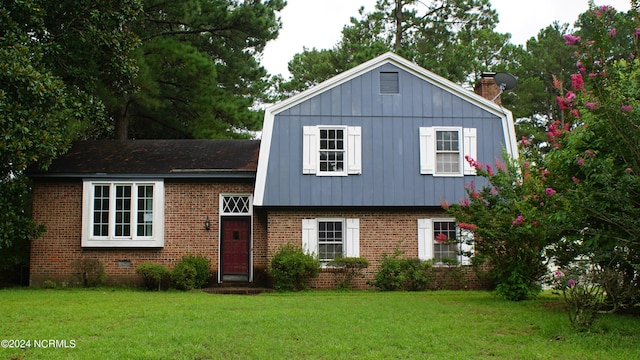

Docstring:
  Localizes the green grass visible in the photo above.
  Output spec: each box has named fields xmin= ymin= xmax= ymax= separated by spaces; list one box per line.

xmin=1 ymin=289 xmax=639 ymax=359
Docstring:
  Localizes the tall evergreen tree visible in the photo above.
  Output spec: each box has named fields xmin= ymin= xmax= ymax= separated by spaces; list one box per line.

xmin=112 ymin=0 xmax=285 ymax=139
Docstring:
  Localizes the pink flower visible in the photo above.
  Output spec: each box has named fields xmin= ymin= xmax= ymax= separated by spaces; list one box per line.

xmin=539 ymin=202 xmax=544 ymax=207
xmin=585 ymin=150 xmax=596 ymax=157
xmin=570 ymin=109 xmax=580 ymax=118
xmin=435 ymin=233 xmax=448 ymax=243
xmin=458 ymin=222 xmax=478 ymax=231
xmin=622 ymin=105 xmax=633 ymax=112
xmin=564 ymin=34 xmax=581 ymax=46
xmin=465 ymin=155 xmax=483 ymax=170
xmin=577 ymin=157 xmax=584 ymax=166
xmin=555 ymin=270 xmax=564 ymax=277
xmin=459 ymin=198 xmax=470 ymax=207
xmin=486 ymin=164 xmax=494 ymax=176
xmin=523 ymin=161 xmax=530 ymax=168
xmin=567 ymin=279 xmax=576 ymax=287
xmin=586 ymin=102 xmax=598 ymax=110
xmin=635 ymin=28 xmax=640 ymax=37
xmin=572 ymin=176 xmax=580 ymax=184
xmin=512 ymin=215 xmax=524 ymax=226
xmin=609 ymin=28 xmax=617 ymax=36
xmin=570 ymin=73 xmax=584 ymax=90
xmin=557 ymin=92 xmax=576 ymax=110
xmin=440 ymin=200 xmax=451 ymax=209
xmin=626 ymin=168 xmax=633 ymax=172
xmin=545 ymin=188 xmax=557 ymax=197
xmin=520 ymin=136 xmax=531 ymax=147
xmin=532 ymin=221 xmax=539 ymax=227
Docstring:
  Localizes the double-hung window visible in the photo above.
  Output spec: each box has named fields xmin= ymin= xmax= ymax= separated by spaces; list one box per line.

xmin=82 ymin=180 xmax=164 ymax=247
xmin=319 ymin=128 xmax=345 ymax=173
xmin=302 ymin=125 xmax=361 ymax=176
xmin=419 ymin=127 xmax=477 ymax=176
xmin=302 ymin=218 xmax=360 ymax=263
xmin=417 ymin=218 xmax=473 ymax=265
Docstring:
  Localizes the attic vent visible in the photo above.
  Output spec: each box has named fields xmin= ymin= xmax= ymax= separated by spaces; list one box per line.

xmin=380 ymin=72 xmax=399 ymax=94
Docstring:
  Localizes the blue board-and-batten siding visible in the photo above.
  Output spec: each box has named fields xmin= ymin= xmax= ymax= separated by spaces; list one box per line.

xmin=261 ymin=64 xmax=506 ymax=207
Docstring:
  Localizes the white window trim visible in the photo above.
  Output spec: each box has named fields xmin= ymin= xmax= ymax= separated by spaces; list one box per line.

xmin=419 ymin=126 xmax=477 ymax=176
xmin=303 ymin=125 xmax=362 ymax=176
xmin=82 ymin=180 xmax=164 ymax=247
xmin=417 ymin=218 xmax=473 ymax=266
xmin=302 ymin=218 xmax=360 ymax=265
xmin=219 ymin=194 xmax=253 ymax=216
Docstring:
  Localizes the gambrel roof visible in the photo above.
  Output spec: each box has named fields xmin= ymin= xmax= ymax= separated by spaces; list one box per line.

xmin=254 ymin=52 xmax=518 ymax=207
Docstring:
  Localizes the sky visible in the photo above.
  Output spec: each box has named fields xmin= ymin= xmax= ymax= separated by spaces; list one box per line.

xmin=261 ymin=0 xmax=633 ymax=77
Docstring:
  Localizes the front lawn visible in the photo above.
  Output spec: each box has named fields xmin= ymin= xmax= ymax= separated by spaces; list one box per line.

xmin=1 ymin=289 xmax=638 ymax=359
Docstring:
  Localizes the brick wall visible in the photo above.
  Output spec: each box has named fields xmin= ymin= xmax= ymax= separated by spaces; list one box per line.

xmin=29 ymin=180 xmax=266 ymax=287
xmin=266 ymin=210 xmax=484 ymax=290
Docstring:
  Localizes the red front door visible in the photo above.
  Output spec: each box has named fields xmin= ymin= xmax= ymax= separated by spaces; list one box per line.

xmin=221 ymin=217 xmax=250 ymax=280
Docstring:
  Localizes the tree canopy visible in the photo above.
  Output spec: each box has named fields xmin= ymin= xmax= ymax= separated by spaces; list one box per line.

xmin=276 ymin=0 xmax=519 ymax=96
xmin=114 ymin=0 xmax=285 ymax=139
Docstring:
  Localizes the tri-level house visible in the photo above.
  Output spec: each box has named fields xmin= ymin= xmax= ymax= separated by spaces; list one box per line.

xmin=27 ymin=53 xmax=517 ymax=288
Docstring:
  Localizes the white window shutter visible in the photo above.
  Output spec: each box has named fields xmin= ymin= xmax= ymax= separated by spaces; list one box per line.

xmin=417 ymin=219 xmax=433 ymax=260
xmin=347 ymin=127 xmax=362 ymax=174
xmin=419 ymin=127 xmax=435 ymax=174
xmin=301 ymin=219 xmax=318 ymax=256
xmin=302 ymin=126 xmax=318 ymax=174
xmin=345 ymin=218 xmax=360 ymax=257
xmin=463 ymin=128 xmax=478 ymax=175
xmin=458 ymin=228 xmax=474 ymax=265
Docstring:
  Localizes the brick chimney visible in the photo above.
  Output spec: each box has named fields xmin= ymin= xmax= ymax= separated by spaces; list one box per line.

xmin=474 ymin=72 xmax=501 ymax=105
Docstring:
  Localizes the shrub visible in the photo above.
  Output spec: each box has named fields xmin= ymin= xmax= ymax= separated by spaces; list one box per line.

xmin=369 ymin=248 xmax=434 ymax=291
xmin=404 ymin=258 xmax=435 ymax=291
xmin=71 ymin=258 xmax=105 ymax=287
xmin=328 ymin=256 xmax=369 ymax=289
xmin=269 ymin=244 xmax=320 ymax=291
xmin=171 ymin=255 xmax=211 ymax=291
xmin=136 ymin=262 xmax=170 ymax=290
xmin=495 ymin=271 xmax=538 ymax=301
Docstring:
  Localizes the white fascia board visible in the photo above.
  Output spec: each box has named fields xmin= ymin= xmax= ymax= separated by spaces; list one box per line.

xmin=253 ymin=110 xmax=274 ymax=206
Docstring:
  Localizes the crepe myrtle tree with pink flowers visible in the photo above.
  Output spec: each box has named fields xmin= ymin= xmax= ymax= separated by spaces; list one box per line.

xmin=544 ymin=4 xmax=640 ymax=311
xmin=445 ymin=150 xmax=565 ymax=301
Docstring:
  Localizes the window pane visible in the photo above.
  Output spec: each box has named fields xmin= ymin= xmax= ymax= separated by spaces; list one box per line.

xmin=436 ymin=131 xmax=459 ymax=151
xmin=433 ymin=221 xmax=458 ymax=262
xmin=437 ymin=153 xmax=460 ymax=173
xmin=115 ymin=185 xmax=131 ymax=237
xmin=318 ymin=128 xmax=346 ymax=173
xmin=136 ymin=185 xmax=153 ymax=237
xmin=318 ymin=220 xmax=344 ymax=261
xmin=92 ymin=185 xmax=109 ymax=237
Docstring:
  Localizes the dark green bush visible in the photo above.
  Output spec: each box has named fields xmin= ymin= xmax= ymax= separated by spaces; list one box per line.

xmin=369 ymin=249 xmax=434 ymax=291
xmin=136 ymin=262 xmax=170 ymax=290
xmin=495 ymin=269 xmax=541 ymax=301
xmin=404 ymin=258 xmax=435 ymax=291
xmin=71 ymin=258 xmax=105 ymax=287
xmin=328 ymin=256 xmax=369 ymax=289
xmin=171 ymin=255 xmax=211 ymax=291
xmin=269 ymin=244 xmax=320 ymax=291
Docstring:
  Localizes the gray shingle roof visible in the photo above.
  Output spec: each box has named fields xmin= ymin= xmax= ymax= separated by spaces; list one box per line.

xmin=26 ymin=140 xmax=260 ymax=179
